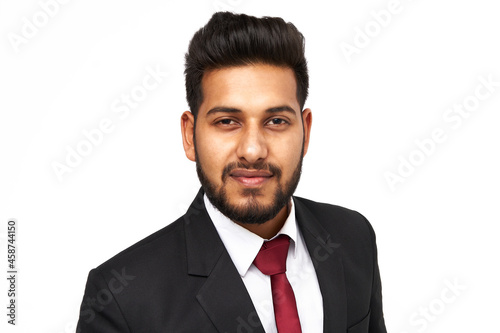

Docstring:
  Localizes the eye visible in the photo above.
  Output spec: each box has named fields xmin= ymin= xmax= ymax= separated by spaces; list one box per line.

xmin=266 ymin=118 xmax=289 ymax=126
xmin=217 ymin=119 xmax=236 ymax=126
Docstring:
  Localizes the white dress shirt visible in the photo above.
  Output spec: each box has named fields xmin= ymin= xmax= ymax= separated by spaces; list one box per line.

xmin=204 ymin=194 xmax=324 ymax=333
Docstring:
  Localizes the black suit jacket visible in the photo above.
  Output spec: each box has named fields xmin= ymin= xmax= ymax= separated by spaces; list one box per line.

xmin=77 ymin=189 xmax=386 ymax=332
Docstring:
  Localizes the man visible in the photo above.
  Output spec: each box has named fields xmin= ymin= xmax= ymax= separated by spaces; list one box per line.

xmin=77 ymin=12 xmax=387 ymax=332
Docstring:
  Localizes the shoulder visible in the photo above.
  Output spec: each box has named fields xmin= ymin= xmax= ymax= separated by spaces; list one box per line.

xmin=93 ymin=215 xmax=187 ymax=275
xmin=294 ymin=196 xmax=365 ymax=219
xmin=293 ymin=196 xmax=376 ymax=244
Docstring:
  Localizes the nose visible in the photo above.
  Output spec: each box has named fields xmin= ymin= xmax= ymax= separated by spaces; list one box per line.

xmin=236 ymin=124 xmax=268 ymax=165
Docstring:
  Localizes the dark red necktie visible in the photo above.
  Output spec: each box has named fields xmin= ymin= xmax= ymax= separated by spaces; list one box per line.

xmin=253 ymin=235 xmax=302 ymax=333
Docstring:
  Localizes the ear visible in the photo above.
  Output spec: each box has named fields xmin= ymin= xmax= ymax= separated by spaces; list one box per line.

xmin=301 ymin=108 xmax=312 ymax=157
xmin=181 ymin=111 xmax=196 ymax=162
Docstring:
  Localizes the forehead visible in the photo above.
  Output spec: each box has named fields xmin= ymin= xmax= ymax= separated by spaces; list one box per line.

xmin=199 ymin=64 xmax=300 ymax=116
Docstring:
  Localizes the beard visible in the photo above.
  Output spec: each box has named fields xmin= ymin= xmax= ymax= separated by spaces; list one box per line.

xmin=195 ymin=145 xmax=304 ymax=225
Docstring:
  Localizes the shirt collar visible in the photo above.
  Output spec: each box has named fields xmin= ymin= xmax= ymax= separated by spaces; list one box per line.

xmin=204 ymin=194 xmax=298 ymax=277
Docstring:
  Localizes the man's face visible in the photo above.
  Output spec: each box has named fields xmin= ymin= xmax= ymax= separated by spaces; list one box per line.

xmin=181 ymin=64 xmax=312 ymax=225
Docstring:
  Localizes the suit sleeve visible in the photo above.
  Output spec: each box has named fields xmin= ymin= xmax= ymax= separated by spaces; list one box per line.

xmin=365 ymin=218 xmax=387 ymax=333
xmin=76 ymin=269 xmax=131 ymax=333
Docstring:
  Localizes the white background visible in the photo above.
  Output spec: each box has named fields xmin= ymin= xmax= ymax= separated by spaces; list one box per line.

xmin=1 ymin=0 xmax=499 ymax=332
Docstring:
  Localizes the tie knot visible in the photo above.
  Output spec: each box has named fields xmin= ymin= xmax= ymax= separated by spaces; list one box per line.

xmin=253 ymin=235 xmax=290 ymax=276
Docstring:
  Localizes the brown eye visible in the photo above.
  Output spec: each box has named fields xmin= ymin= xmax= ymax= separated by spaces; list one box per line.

xmin=216 ymin=118 xmax=238 ymax=126
xmin=267 ymin=118 xmax=288 ymax=125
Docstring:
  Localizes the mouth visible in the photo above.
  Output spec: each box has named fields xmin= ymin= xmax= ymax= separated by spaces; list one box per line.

xmin=229 ymin=169 xmax=273 ymax=187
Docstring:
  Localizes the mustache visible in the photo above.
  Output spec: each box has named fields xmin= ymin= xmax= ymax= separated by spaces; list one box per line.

xmin=222 ymin=162 xmax=282 ymax=181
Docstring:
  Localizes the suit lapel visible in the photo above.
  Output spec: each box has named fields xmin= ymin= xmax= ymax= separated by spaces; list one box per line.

xmin=182 ymin=190 xmax=347 ymax=332
xmin=196 ymin=251 xmax=265 ymax=333
xmin=184 ymin=189 xmax=265 ymax=333
xmin=294 ymin=197 xmax=347 ymax=333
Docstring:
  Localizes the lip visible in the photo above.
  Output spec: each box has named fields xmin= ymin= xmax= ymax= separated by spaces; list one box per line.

xmin=229 ymin=169 xmax=273 ymax=187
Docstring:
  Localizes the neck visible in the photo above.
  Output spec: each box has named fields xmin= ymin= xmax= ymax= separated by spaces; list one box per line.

xmin=236 ymin=200 xmax=291 ymax=239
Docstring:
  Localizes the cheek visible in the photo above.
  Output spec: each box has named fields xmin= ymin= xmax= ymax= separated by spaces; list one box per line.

xmin=271 ymin=136 xmax=303 ymax=172
xmin=280 ymin=150 xmax=302 ymax=171
xmin=195 ymin=132 xmax=233 ymax=173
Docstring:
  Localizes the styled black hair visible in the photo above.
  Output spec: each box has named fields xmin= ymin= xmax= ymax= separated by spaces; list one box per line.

xmin=184 ymin=12 xmax=309 ymax=117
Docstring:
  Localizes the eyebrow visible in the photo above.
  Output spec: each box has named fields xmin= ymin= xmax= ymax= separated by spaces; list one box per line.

xmin=206 ymin=105 xmax=298 ymax=117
